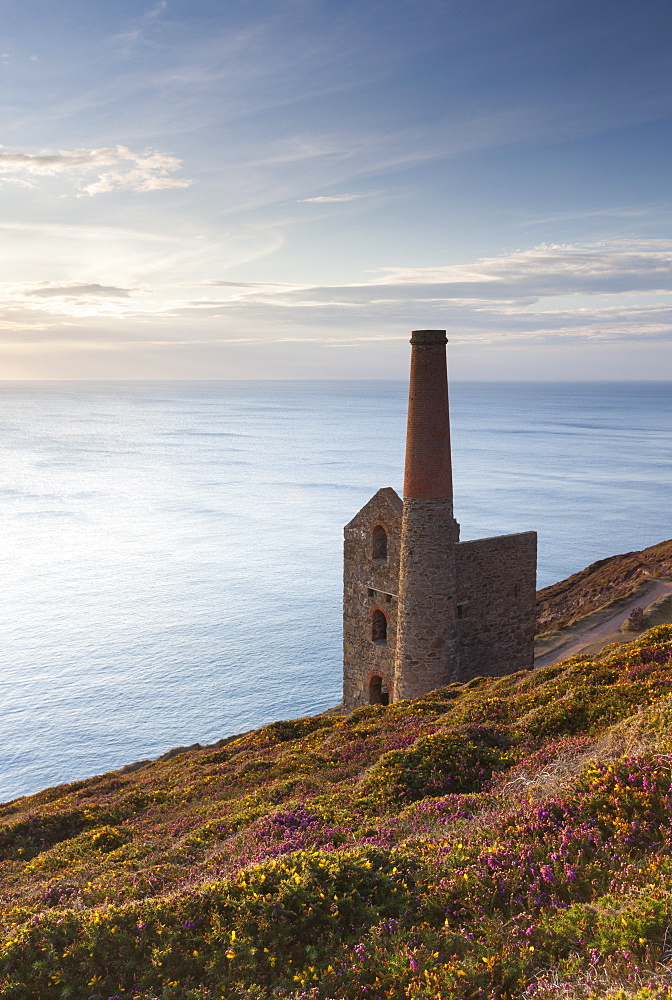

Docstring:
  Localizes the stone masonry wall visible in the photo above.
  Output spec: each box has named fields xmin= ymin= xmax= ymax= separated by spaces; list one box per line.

xmin=342 ymin=488 xmax=402 ymax=710
xmin=455 ymin=531 xmax=537 ymax=680
xmin=393 ymin=497 xmax=461 ymax=699
xmin=343 ymin=499 xmax=537 ymax=706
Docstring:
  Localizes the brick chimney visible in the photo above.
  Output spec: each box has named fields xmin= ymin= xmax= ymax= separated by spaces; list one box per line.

xmin=402 ymin=330 xmax=453 ymax=500
xmin=393 ymin=331 xmax=460 ymax=699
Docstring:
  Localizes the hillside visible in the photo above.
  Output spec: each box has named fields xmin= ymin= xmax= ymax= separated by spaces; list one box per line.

xmin=2 ymin=626 xmax=672 ymax=998
xmin=536 ymin=538 xmax=672 ymax=634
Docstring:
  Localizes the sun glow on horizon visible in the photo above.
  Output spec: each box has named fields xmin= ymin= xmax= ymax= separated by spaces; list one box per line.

xmin=1 ymin=0 xmax=670 ymax=379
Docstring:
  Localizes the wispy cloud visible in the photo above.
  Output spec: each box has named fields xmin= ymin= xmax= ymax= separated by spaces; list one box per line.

xmin=23 ymin=283 xmax=133 ymax=298
xmin=522 ymin=205 xmax=672 ymax=226
xmin=0 ymin=144 xmax=193 ymax=196
xmin=366 ymin=241 xmax=672 ymax=299
xmin=298 ymin=193 xmax=369 ymax=203
xmin=0 ymin=281 xmax=140 ymax=322
xmin=175 ymin=241 xmax=672 ymax=347
xmin=114 ymin=0 xmax=168 ymax=59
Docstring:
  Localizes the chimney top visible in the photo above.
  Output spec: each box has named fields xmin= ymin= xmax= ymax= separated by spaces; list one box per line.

xmin=402 ymin=329 xmax=453 ymax=500
xmin=410 ymin=330 xmax=447 ymax=345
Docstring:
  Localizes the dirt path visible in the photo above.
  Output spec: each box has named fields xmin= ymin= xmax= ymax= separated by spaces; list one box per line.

xmin=535 ymin=577 xmax=672 ymax=669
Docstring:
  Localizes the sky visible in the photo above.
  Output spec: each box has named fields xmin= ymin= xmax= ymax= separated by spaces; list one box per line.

xmin=1 ymin=0 xmax=671 ymax=379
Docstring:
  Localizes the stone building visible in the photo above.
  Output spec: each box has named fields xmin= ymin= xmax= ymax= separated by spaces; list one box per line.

xmin=342 ymin=330 xmax=537 ymax=710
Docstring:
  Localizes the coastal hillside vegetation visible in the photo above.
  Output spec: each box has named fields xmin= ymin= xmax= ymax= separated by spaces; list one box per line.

xmin=2 ymin=626 xmax=672 ymax=998
xmin=536 ymin=539 xmax=672 ymax=633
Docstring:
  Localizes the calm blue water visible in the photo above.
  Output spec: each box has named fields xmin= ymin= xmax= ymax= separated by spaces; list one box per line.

xmin=0 ymin=381 xmax=669 ymax=801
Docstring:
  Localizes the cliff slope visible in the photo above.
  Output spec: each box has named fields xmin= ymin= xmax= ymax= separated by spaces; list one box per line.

xmin=536 ymin=538 xmax=672 ymax=633
xmin=2 ymin=626 xmax=672 ymax=999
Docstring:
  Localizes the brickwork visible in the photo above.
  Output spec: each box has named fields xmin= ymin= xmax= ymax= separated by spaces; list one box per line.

xmin=455 ymin=532 xmax=537 ymax=679
xmin=403 ymin=331 xmax=453 ymax=500
xmin=342 ymin=488 xmax=401 ymax=711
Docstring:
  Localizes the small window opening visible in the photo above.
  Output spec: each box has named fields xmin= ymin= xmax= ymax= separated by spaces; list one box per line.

xmin=367 ymin=588 xmax=375 ymax=598
xmin=385 ymin=593 xmax=392 ymax=603
xmin=456 ymin=603 xmax=466 ymax=620
xmin=372 ymin=525 xmax=387 ymax=561
xmin=369 ymin=677 xmax=389 ymax=706
xmin=371 ymin=608 xmax=387 ymax=644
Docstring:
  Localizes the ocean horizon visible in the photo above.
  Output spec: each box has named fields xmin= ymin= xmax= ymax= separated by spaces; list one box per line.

xmin=1 ymin=379 xmax=670 ymax=801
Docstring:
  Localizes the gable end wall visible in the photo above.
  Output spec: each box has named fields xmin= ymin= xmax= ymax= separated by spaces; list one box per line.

xmin=342 ymin=490 xmax=402 ymax=710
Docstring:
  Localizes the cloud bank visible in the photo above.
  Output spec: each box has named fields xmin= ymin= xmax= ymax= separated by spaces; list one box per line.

xmin=0 ymin=241 xmax=669 ymax=354
xmin=0 ymin=145 xmax=193 ymax=196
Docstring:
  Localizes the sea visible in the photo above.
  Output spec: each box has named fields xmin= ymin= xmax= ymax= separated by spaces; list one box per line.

xmin=0 ymin=380 xmax=669 ymax=802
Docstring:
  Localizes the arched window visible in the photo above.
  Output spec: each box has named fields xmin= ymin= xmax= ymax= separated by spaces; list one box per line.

xmin=372 ymin=525 xmax=387 ymax=561
xmin=371 ymin=608 xmax=387 ymax=644
xmin=369 ymin=676 xmax=389 ymax=706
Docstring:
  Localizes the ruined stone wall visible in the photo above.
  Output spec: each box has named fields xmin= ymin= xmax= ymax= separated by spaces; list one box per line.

xmin=455 ymin=531 xmax=537 ymax=680
xmin=342 ymin=488 xmax=402 ymax=710
xmin=343 ymin=515 xmax=537 ymax=705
